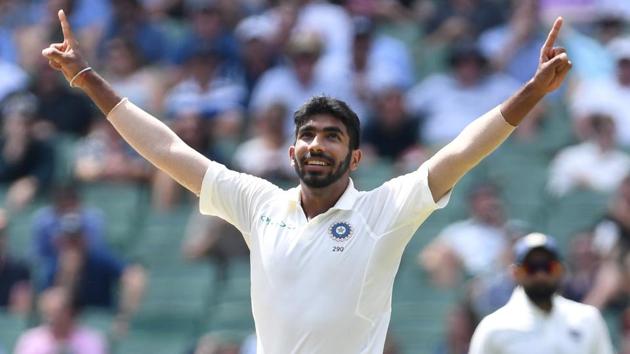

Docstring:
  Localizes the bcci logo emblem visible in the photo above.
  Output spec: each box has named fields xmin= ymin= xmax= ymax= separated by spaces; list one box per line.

xmin=329 ymin=222 xmax=353 ymax=242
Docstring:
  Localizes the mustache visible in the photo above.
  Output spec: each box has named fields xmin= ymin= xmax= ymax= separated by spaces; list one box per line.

xmin=300 ymin=151 xmax=334 ymax=164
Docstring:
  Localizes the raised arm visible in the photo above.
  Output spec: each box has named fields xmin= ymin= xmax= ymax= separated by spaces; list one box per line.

xmin=426 ymin=17 xmax=572 ymax=201
xmin=42 ymin=10 xmax=209 ymax=195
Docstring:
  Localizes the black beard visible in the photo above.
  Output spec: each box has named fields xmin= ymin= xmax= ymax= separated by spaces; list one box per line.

xmin=523 ymin=283 xmax=558 ymax=305
xmin=294 ymin=151 xmax=352 ymax=188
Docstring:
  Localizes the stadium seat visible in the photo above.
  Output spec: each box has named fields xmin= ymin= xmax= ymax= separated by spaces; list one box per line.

xmin=81 ymin=182 xmax=148 ymax=253
xmin=0 ymin=312 xmax=27 ymax=353
xmin=353 ymin=159 xmax=394 ymax=190
xmin=79 ymin=308 xmax=115 ymax=336
xmin=114 ymin=329 xmax=191 ymax=354
xmin=390 ymin=263 xmax=460 ymax=353
xmin=544 ymin=190 xmax=610 ymax=249
xmin=132 ymin=264 xmax=215 ymax=336
xmin=51 ymin=134 xmax=78 ymax=183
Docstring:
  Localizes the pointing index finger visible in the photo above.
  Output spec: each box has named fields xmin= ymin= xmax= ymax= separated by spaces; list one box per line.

xmin=542 ymin=17 xmax=563 ymax=57
xmin=58 ymin=9 xmax=76 ymax=45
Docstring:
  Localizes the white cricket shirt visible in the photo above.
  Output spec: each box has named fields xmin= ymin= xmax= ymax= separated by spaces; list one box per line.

xmin=469 ymin=287 xmax=614 ymax=354
xmin=199 ymin=161 xmax=448 ymax=354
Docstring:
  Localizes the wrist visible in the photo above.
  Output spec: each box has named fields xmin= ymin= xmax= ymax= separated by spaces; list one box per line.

xmin=525 ymin=78 xmax=549 ymax=99
xmin=72 ymin=68 xmax=97 ymax=90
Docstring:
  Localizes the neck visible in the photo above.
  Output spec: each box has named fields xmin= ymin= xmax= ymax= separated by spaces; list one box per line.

xmin=51 ymin=321 xmax=74 ymax=340
xmin=300 ymin=178 xmax=349 ymax=219
xmin=533 ymin=299 xmax=553 ymax=313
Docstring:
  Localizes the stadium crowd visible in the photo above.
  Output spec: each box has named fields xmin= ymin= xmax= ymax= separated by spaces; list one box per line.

xmin=1 ymin=0 xmax=630 ymax=353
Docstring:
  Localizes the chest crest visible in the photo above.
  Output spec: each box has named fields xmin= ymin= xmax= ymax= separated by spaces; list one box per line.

xmin=329 ymin=221 xmax=354 ymax=242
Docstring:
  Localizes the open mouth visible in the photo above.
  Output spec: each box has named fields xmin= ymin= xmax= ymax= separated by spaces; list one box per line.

xmin=304 ymin=159 xmax=330 ymax=166
xmin=301 ymin=157 xmax=333 ymax=173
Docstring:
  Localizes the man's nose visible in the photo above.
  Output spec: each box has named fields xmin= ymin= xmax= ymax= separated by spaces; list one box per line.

xmin=308 ymin=134 xmax=324 ymax=152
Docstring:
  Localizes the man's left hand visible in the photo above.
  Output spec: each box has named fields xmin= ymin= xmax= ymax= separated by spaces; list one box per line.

xmin=531 ymin=17 xmax=572 ymax=94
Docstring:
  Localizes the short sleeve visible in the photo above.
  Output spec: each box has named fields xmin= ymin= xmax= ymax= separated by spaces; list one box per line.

xmin=591 ymin=308 xmax=615 ymax=354
xmin=374 ymin=163 xmax=450 ymax=228
xmin=468 ymin=317 xmax=496 ymax=354
xmin=199 ymin=161 xmax=280 ymax=234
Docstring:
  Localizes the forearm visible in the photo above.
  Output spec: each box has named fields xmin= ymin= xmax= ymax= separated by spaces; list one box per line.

xmin=75 ymin=70 xmax=123 ymax=115
xmin=118 ymin=265 xmax=146 ymax=319
xmin=427 ymin=106 xmax=515 ymax=199
xmin=427 ymin=82 xmax=546 ymax=200
xmin=500 ymin=80 xmax=547 ymax=126
xmin=106 ymin=99 xmax=209 ymax=194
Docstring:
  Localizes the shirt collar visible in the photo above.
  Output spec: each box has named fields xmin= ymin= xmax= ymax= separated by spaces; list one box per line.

xmin=287 ymin=178 xmax=359 ymax=211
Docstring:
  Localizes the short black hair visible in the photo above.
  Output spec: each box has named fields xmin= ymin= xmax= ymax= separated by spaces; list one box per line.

xmin=294 ymin=96 xmax=361 ymax=150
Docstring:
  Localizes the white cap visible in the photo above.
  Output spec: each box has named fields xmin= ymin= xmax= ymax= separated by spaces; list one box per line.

xmin=608 ymin=36 xmax=630 ymax=61
xmin=235 ymin=15 xmax=275 ymax=42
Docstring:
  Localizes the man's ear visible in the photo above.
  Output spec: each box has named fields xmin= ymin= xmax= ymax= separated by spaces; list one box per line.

xmin=510 ymin=264 xmax=522 ymax=282
xmin=551 ymin=261 xmax=564 ymax=277
xmin=350 ymin=149 xmax=362 ymax=171
xmin=289 ymin=146 xmax=296 ymax=166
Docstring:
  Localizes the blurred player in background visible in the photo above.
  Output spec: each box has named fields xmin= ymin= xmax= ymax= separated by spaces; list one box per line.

xmin=469 ymin=233 xmax=613 ymax=354
xmin=42 ymin=9 xmax=571 ymax=354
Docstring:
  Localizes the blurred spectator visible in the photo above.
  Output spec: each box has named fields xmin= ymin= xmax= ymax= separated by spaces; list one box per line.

xmin=479 ymin=0 xmax=548 ymax=82
xmin=0 ymin=26 xmax=18 ymax=65
xmin=539 ymin=0 xmax=601 ymax=24
xmin=240 ymin=333 xmax=256 ymax=354
xmin=183 ymin=213 xmax=248 ymax=279
xmin=561 ymin=11 xmax=622 ymax=85
xmin=597 ymin=0 xmax=630 ymax=21
xmin=16 ymin=0 xmax=106 ymax=72
xmin=585 ymin=174 xmax=630 ymax=309
xmin=345 ymin=0 xmax=421 ymax=21
xmin=362 ymin=84 xmax=425 ymax=168
xmin=423 ymin=0 xmax=506 ymax=44
xmin=74 ymin=119 xmax=153 ymax=183
xmin=32 ymin=184 xmax=107 ymax=274
xmin=232 ymin=102 xmax=295 ymax=184
xmin=234 ymin=15 xmax=277 ymax=106
xmin=383 ymin=332 xmax=401 ymax=354
xmin=469 ymin=233 xmax=614 ymax=354
xmin=336 ymin=16 xmax=414 ymax=120
xmin=538 ymin=0 xmax=630 ymax=25
xmin=0 ymin=93 xmax=55 ymax=211
xmin=419 ymin=183 xmax=512 ymax=287
xmin=0 ymin=0 xmax=36 ymax=45
xmin=547 ymin=114 xmax=630 ymax=197
xmin=290 ymin=0 xmax=353 ymax=64
xmin=561 ymin=231 xmax=602 ymax=303
xmin=31 ymin=59 xmax=98 ymax=138
xmin=101 ymin=37 xmax=165 ymax=115
xmin=99 ymin=0 xmax=169 ymax=65
xmin=0 ymin=209 xmax=32 ymax=314
xmin=570 ymin=36 xmax=630 ymax=145
xmin=164 ymin=42 xmax=246 ymax=140
xmin=624 ymin=309 xmax=630 ymax=354
xmin=192 ymin=332 xmax=240 ymax=354
xmin=170 ymin=0 xmax=239 ymax=66
xmin=466 ymin=220 xmax=531 ymax=320
xmin=42 ymin=213 xmax=146 ymax=334
xmin=433 ymin=303 xmax=476 ymax=354
xmin=406 ymin=42 xmax=519 ymax=146
xmin=249 ymin=31 xmax=351 ymax=135
xmin=152 ymin=110 xmax=219 ymax=210
xmin=0 ymin=57 xmax=28 ymax=104
xmin=14 ymin=286 xmax=107 ymax=354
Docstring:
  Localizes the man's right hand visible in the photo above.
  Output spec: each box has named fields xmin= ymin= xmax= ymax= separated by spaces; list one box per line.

xmin=41 ymin=10 xmax=90 ymax=87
